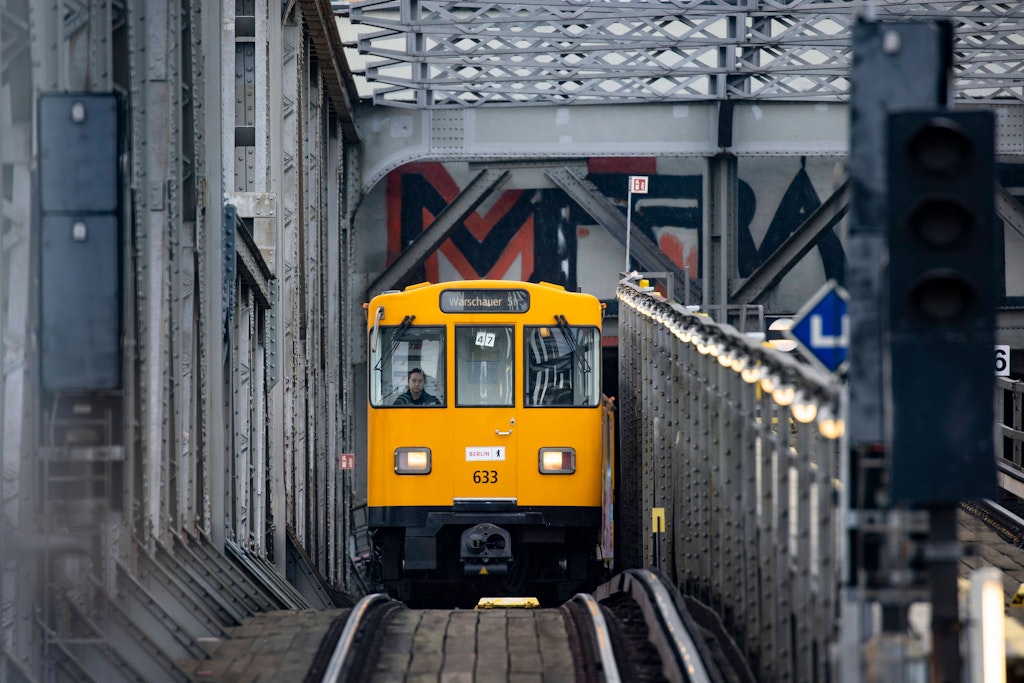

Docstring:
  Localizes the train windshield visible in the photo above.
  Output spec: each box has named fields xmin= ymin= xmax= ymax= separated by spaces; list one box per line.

xmin=369 ymin=326 xmax=445 ymax=407
xmin=455 ymin=326 xmax=515 ymax=407
xmin=525 ymin=325 xmax=600 ymax=407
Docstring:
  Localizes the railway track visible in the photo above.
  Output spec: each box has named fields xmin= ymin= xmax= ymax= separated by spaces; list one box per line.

xmin=304 ymin=569 xmax=755 ymax=683
xmin=964 ymin=458 xmax=1024 ymax=548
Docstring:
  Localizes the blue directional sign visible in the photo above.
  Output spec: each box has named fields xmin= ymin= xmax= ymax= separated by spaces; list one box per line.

xmin=786 ymin=280 xmax=849 ymax=374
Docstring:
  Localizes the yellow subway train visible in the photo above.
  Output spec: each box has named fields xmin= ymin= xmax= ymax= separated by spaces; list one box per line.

xmin=365 ymin=280 xmax=614 ymax=606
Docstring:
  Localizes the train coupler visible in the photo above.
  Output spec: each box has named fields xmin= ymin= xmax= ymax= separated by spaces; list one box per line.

xmin=460 ymin=523 xmax=512 ymax=577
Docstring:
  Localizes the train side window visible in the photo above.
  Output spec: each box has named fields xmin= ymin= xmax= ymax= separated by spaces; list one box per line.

xmin=455 ymin=326 xmax=514 ymax=407
xmin=368 ymin=326 xmax=445 ymax=407
xmin=525 ymin=325 xmax=600 ymax=407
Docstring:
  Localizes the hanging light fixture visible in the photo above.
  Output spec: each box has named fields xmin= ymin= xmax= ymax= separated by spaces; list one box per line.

xmin=772 ymin=383 xmax=796 ymax=407
xmin=741 ymin=362 xmax=761 ymax=384
xmin=760 ymin=372 xmax=780 ymax=395
xmin=729 ymin=355 xmax=747 ymax=373
xmin=817 ymin=403 xmax=845 ymax=439
xmin=791 ymin=391 xmax=819 ymax=423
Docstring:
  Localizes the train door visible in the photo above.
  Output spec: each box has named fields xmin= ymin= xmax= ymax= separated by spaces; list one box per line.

xmin=520 ymin=324 xmax=604 ymax=506
xmin=452 ymin=325 xmax=517 ymax=503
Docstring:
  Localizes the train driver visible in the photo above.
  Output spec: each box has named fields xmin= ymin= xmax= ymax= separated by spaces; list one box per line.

xmin=393 ymin=368 xmax=441 ymax=406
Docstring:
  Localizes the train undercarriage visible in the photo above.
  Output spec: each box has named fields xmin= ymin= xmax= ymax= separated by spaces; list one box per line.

xmin=372 ymin=519 xmax=605 ymax=608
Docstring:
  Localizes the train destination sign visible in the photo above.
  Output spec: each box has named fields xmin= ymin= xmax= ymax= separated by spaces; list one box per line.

xmin=440 ymin=289 xmax=530 ymax=314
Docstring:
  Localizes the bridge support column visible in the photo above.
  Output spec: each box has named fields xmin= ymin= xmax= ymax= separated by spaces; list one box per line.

xmin=703 ymin=154 xmax=738 ymax=313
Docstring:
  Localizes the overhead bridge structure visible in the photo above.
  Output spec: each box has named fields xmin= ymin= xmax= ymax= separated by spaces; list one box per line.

xmin=2 ymin=0 xmax=1024 ymax=681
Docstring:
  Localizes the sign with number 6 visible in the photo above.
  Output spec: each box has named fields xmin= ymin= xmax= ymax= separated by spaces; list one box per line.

xmin=996 ymin=345 xmax=1010 ymax=377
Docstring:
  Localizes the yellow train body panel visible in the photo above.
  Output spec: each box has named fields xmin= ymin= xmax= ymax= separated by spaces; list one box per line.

xmin=364 ymin=280 xmax=609 ymax=605
xmin=366 ymin=280 xmax=605 ymax=511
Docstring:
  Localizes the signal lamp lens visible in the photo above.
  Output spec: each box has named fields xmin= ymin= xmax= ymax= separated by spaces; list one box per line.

xmin=909 ymin=200 xmax=972 ymax=248
xmin=395 ymin=448 xmax=431 ymax=474
xmin=539 ymin=448 xmax=575 ymax=474
xmin=909 ymin=273 xmax=976 ymax=323
xmin=907 ymin=119 xmax=971 ymax=175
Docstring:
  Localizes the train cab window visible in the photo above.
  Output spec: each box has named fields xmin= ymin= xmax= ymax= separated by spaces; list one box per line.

xmin=525 ymin=325 xmax=600 ymax=407
xmin=455 ymin=326 xmax=514 ymax=407
xmin=369 ymin=325 xmax=445 ymax=407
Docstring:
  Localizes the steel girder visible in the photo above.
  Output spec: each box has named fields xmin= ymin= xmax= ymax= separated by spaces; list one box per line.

xmin=364 ymin=167 xmax=511 ymax=297
xmin=352 ymin=100 xmax=1019 ymax=208
xmin=731 ymin=179 xmax=850 ymax=305
xmin=1 ymin=0 xmax=35 ymax=675
xmin=1 ymin=0 xmax=358 ymax=680
xmin=342 ymin=0 xmax=1024 ymax=108
xmin=354 ymin=101 xmax=859 ymax=196
xmin=730 ymin=180 xmax=1024 ymax=308
xmin=545 ymin=166 xmax=702 ymax=304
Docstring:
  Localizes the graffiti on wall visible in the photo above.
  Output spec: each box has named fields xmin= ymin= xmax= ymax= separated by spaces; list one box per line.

xmin=386 ymin=159 xmax=847 ymax=304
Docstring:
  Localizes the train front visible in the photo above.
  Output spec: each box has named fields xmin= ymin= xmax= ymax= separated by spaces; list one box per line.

xmin=366 ymin=281 xmax=607 ymax=606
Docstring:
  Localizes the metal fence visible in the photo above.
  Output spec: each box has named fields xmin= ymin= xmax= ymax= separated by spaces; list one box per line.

xmin=616 ymin=278 xmax=844 ymax=682
xmin=998 ymin=376 xmax=1024 ymax=468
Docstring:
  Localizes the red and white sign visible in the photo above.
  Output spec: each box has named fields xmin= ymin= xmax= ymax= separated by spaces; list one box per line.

xmin=338 ymin=453 xmax=355 ymax=470
xmin=629 ymin=175 xmax=649 ymax=194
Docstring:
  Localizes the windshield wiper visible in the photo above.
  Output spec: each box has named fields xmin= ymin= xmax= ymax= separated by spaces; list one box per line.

xmin=375 ymin=315 xmax=415 ymax=371
xmin=555 ymin=314 xmax=591 ymax=375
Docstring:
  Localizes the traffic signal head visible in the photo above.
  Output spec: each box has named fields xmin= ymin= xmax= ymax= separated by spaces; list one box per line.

xmin=38 ymin=93 xmax=123 ymax=392
xmin=888 ymin=112 xmax=995 ymax=332
xmin=885 ymin=110 xmax=997 ymax=505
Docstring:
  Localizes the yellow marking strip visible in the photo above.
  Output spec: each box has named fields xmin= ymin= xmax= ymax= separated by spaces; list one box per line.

xmin=475 ymin=597 xmax=540 ymax=609
xmin=652 ymin=507 xmax=665 ymax=533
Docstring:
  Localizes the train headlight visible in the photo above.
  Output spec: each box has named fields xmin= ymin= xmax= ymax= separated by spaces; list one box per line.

xmin=395 ymin=448 xmax=431 ymax=474
xmin=539 ymin=448 xmax=575 ymax=474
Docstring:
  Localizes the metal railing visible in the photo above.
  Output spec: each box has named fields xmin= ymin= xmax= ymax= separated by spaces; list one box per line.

xmin=616 ymin=278 xmax=844 ymax=682
xmin=997 ymin=376 xmax=1024 ymax=468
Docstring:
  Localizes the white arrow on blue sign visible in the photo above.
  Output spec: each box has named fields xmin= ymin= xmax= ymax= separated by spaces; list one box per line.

xmin=785 ymin=280 xmax=849 ymax=374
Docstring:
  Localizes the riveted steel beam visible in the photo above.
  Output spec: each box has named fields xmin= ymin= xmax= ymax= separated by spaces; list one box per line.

xmin=346 ymin=0 xmax=1024 ymax=108
xmin=546 ymin=166 xmax=701 ymax=304
xmin=731 ymin=179 xmax=851 ymax=305
xmin=998 ymin=183 xmax=1024 ymax=243
xmin=365 ymin=167 xmax=510 ymax=297
xmin=298 ymin=0 xmax=361 ymax=141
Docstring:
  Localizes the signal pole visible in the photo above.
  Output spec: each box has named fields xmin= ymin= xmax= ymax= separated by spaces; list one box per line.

xmin=625 ymin=175 xmax=649 ymax=272
xmin=845 ymin=20 xmax=999 ymax=683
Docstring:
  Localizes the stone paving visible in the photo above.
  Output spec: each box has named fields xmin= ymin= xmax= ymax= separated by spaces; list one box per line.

xmin=958 ymin=505 xmax=1024 ymax=675
xmin=179 ymin=608 xmax=349 ymax=682
xmin=175 ymin=508 xmax=1024 ymax=682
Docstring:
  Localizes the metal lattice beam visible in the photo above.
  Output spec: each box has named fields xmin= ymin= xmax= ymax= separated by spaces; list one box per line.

xmin=342 ymin=0 xmax=1024 ymax=108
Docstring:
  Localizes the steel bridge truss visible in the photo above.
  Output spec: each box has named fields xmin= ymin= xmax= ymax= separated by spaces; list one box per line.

xmin=342 ymin=0 xmax=1024 ymax=108
xmin=617 ymin=277 xmax=844 ymax=681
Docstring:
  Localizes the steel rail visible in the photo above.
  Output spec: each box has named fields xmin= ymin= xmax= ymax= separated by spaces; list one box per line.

xmin=569 ymin=593 xmax=622 ymax=683
xmin=596 ymin=569 xmax=714 ymax=683
xmin=320 ymin=593 xmax=397 ymax=682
